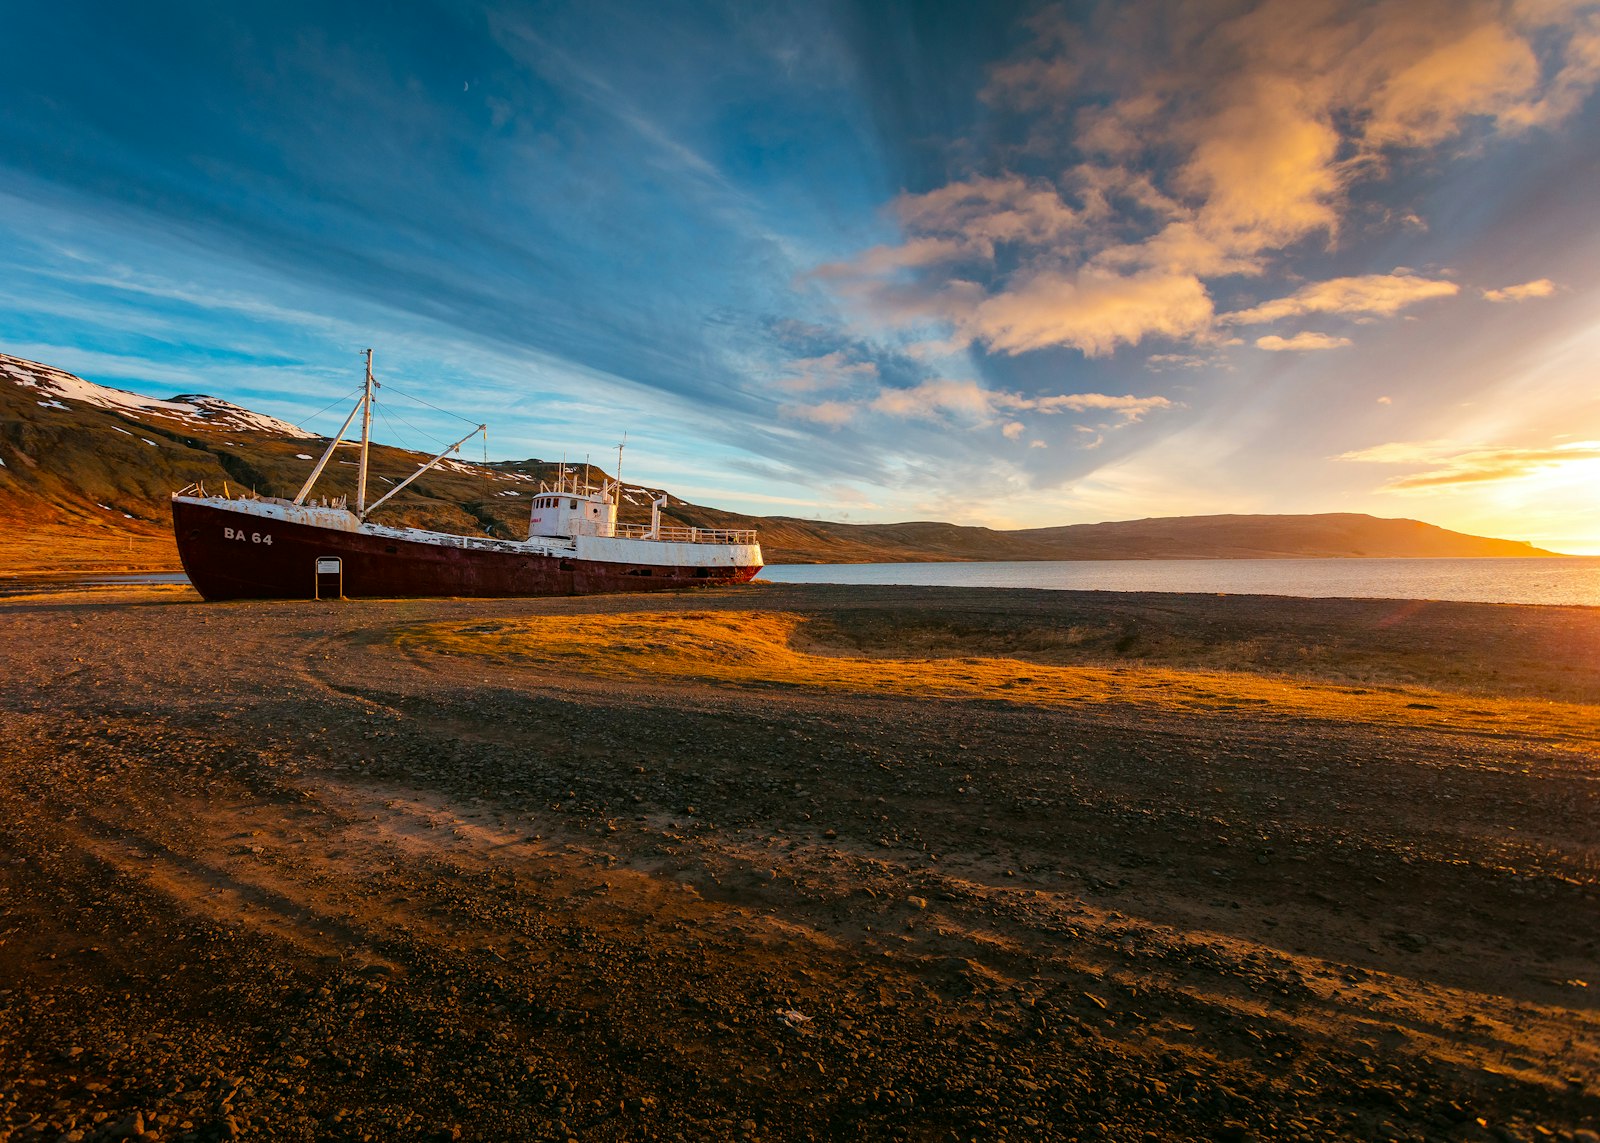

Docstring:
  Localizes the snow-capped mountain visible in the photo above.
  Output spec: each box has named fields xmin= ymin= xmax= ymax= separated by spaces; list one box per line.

xmin=0 ymin=354 xmax=312 ymax=437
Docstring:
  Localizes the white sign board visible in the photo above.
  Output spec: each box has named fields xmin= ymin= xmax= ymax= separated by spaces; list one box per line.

xmin=315 ymin=557 xmax=342 ymax=575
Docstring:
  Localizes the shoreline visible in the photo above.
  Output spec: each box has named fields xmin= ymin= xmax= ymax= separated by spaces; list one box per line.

xmin=4 ymin=554 xmax=1600 ymax=612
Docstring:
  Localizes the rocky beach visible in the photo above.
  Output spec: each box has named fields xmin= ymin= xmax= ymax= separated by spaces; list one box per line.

xmin=1 ymin=582 xmax=1596 ymax=1142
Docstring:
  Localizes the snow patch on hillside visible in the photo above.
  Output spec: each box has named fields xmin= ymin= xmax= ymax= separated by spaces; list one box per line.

xmin=1 ymin=353 xmax=313 ymax=438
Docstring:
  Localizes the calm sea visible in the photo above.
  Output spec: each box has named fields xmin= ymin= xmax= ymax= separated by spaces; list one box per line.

xmin=761 ymin=557 xmax=1600 ymax=608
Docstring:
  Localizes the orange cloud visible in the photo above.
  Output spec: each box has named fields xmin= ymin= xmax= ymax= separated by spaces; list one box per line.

xmin=965 ymin=267 xmax=1213 ymax=356
xmin=1482 ymin=277 xmax=1557 ymax=302
xmin=1255 ymin=331 xmax=1353 ymax=351
xmin=1225 ymin=273 xmax=1460 ymax=324
xmin=813 ymin=0 xmax=1600 ymax=360
xmin=1336 ymin=438 xmax=1600 ymax=489
xmin=1176 ymin=76 xmax=1343 ymax=255
xmin=1020 ymin=392 xmax=1174 ymax=419
xmin=896 ymin=175 xmax=1085 ymax=253
xmin=1362 ymin=21 xmax=1542 ymax=146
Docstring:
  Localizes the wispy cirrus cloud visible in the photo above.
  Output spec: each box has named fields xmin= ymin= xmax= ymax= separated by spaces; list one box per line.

xmin=1482 ymin=277 xmax=1557 ymax=302
xmin=778 ymin=399 xmax=857 ymax=427
xmin=1337 ymin=438 xmax=1600 ymax=489
xmin=781 ymin=378 xmax=1173 ymax=430
xmin=775 ymin=351 xmax=879 ymax=393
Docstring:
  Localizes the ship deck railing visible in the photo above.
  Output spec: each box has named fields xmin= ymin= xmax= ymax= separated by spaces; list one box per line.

xmin=609 ymin=523 xmax=758 ymax=545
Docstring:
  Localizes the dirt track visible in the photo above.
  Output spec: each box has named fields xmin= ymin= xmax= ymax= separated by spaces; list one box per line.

xmin=1 ymin=583 xmax=1597 ymax=1143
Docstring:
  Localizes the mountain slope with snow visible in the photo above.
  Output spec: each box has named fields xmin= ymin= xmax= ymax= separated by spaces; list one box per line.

xmin=0 ymin=354 xmax=312 ymax=437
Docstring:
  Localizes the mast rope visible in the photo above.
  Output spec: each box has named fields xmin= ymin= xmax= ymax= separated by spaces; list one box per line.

xmin=379 ymin=382 xmax=483 ymax=428
xmin=293 ymin=387 xmax=364 ymax=433
xmin=371 ymin=403 xmax=407 ymax=452
xmin=377 ymin=402 xmax=452 ymax=450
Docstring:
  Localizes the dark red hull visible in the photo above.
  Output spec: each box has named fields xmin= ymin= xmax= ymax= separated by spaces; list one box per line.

xmin=171 ymin=498 xmax=762 ymax=601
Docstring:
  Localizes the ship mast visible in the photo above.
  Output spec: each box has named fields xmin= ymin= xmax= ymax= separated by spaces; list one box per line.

xmin=355 ymin=348 xmax=376 ymax=516
xmin=291 ymin=347 xmax=486 ymax=519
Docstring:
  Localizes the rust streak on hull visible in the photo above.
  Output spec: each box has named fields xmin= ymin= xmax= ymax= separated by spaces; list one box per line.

xmin=172 ymin=499 xmax=762 ymax=601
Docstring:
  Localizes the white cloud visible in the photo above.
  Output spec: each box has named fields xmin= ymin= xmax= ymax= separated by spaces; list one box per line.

xmin=779 ymin=379 xmax=1173 ymax=428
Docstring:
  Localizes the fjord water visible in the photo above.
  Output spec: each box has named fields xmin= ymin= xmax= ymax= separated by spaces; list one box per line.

xmin=763 ymin=556 xmax=1600 ymax=607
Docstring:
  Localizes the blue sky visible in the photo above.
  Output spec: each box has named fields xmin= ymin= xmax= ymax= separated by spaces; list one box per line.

xmin=2 ymin=0 xmax=1599 ymax=549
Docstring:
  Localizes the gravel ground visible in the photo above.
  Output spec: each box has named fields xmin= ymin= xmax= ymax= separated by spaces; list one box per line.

xmin=0 ymin=582 xmax=1596 ymax=1143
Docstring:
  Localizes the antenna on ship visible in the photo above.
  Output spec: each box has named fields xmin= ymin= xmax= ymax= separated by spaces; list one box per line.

xmin=355 ymin=348 xmax=377 ymax=517
xmin=614 ymin=432 xmax=627 ymax=512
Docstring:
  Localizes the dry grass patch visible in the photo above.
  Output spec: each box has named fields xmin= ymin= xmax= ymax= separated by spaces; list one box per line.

xmin=0 ymin=523 xmax=180 ymax=577
xmin=793 ymin=609 xmax=1600 ymax=703
xmin=396 ymin=611 xmax=1600 ymax=747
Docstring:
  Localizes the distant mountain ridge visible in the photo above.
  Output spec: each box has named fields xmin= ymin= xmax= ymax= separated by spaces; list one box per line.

xmin=666 ymin=508 xmax=1559 ymax=563
xmin=0 ymin=351 xmax=1564 ymax=574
